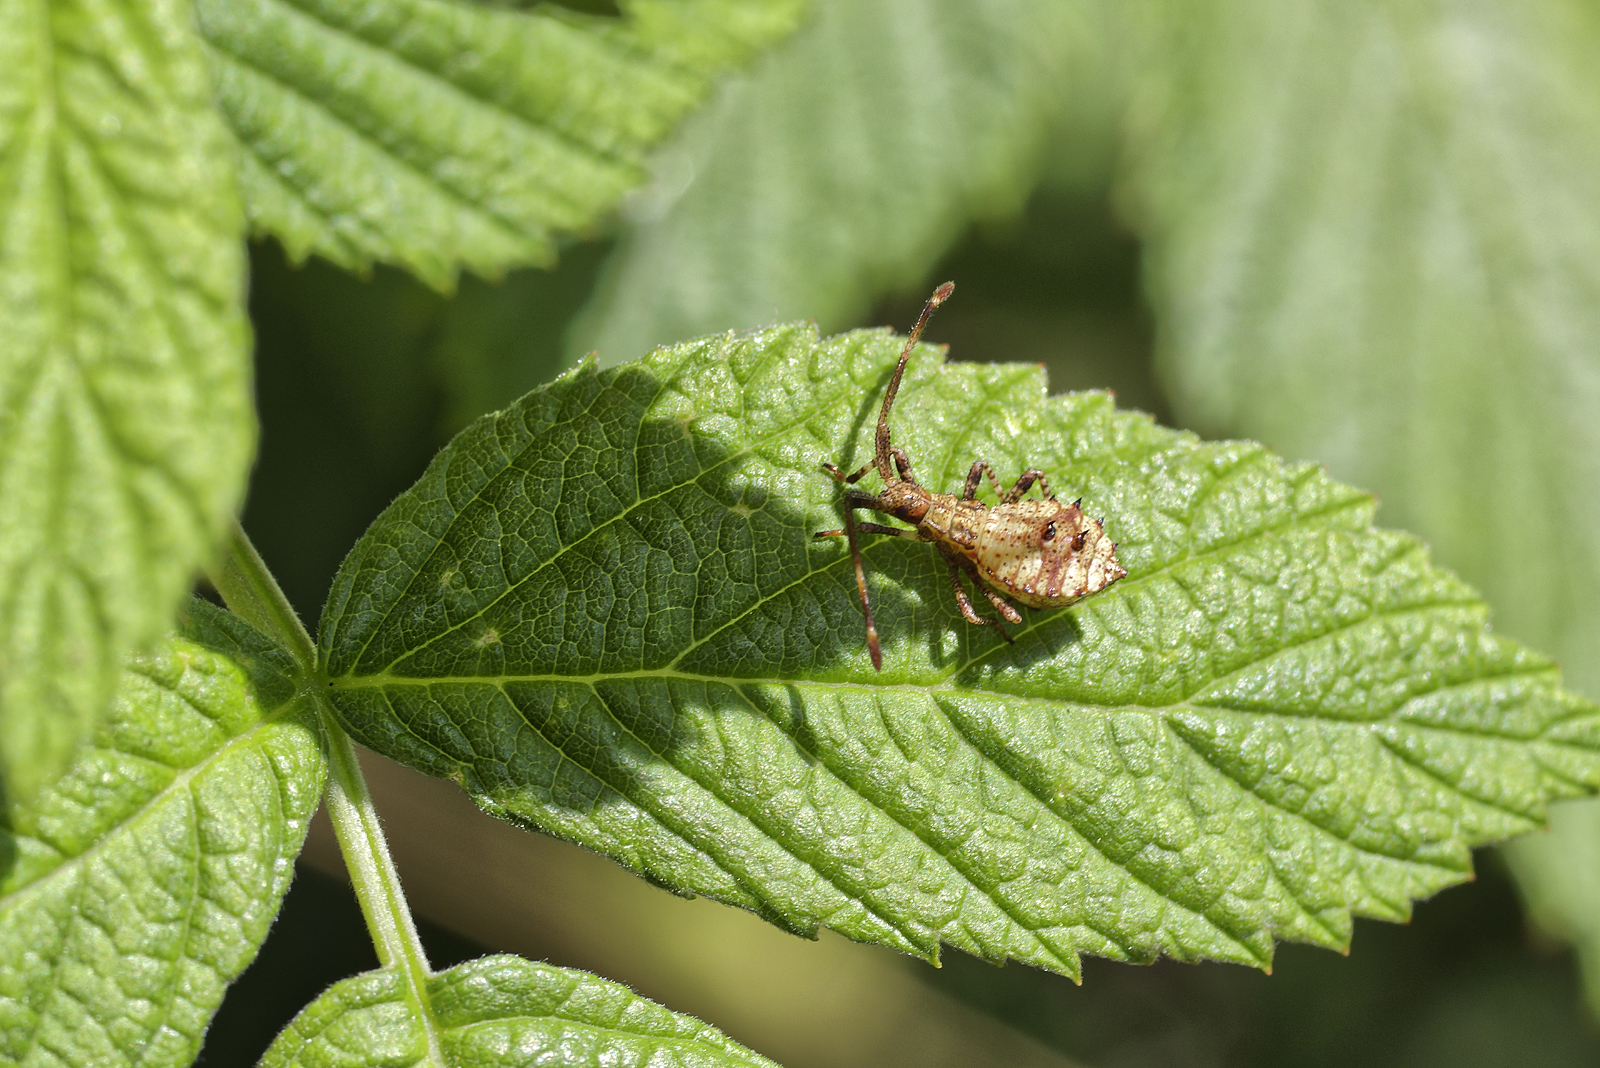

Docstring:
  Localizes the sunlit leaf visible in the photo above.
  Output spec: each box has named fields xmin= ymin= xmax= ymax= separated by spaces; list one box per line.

xmin=0 ymin=602 xmax=325 ymax=1066
xmin=259 ymin=955 xmax=777 ymax=1068
xmin=319 ymin=321 xmax=1600 ymax=978
xmin=0 ymin=0 xmax=253 ymax=804
xmin=196 ymin=0 xmax=806 ymax=290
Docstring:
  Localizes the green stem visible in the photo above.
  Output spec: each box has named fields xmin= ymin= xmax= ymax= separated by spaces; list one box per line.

xmin=212 ymin=522 xmax=443 ymax=1064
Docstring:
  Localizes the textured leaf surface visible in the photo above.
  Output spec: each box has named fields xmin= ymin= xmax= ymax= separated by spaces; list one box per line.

xmin=261 ymin=955 xmax=778 ymax=1068
xmin=196 ymin=0 xmax=805 ymax=290
xmin=0 ymin=601 xmax=325 ymax=1066
xmin=573 ymin=0 xmax=1107 ymax=363
xmin=1122 ymin=0 xmax=1600 ymax=997
xmin=319 ymin=323 xmax=1600 ymax=977
xmin=0 ymin=0 xmax=253 ymax=804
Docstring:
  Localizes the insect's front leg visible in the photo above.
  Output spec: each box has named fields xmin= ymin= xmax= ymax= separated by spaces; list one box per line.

xmin=812 ymin=492 xmax=888 ymax=671
xmin=1001 ymin=469 xmax=1053 ymax=503
xmin=823 ymin=461 xmax=873 ymax=484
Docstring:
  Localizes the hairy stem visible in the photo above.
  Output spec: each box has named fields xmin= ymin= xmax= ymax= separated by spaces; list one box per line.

xmin=211 ymin=522 xmax=443 ymax=1064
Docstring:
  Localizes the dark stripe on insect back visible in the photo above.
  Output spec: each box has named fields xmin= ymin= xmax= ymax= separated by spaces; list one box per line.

xmin=1040 ymin=551 xmax=1064 ymax=598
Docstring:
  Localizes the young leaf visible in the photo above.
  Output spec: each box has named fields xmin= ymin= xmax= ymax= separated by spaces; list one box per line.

xmin=259 ymin=955 xmax=777 ymax=1068
xmin=319 ymin=323 xmax=1600 ymax=978
xmin=0 ymin=0 xmax=253 ymax=804
xmin=194 ymin=0 xmax=806 ymax=291
xmin=0 ymin=601 xmax=326 ymax=1067
xmin=1121 ymin=0 xmax=1600 ymax=1000
xmin=573 ymin=0 xmax=1107 ymax=363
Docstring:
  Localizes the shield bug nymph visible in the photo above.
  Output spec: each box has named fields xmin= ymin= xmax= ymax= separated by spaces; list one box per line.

xmin=814 ymin=281 xmax=1127 ymax=670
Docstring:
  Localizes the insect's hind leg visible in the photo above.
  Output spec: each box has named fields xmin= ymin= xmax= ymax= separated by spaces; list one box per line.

xmin=975 ymin=579 xmax=1023 ymax=625
xmin=942 ymin=551 xmax=1015 ymax=643
xmin=963 ymin=461 xmax=1014 ymax=502
xmin=1001 ymin=469 xmax=1054 ymax=503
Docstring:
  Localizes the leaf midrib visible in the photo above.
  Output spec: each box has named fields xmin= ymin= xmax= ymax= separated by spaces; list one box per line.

xmin=330 ymin=641 xmax=1550 ymax=737
xmin=341 ymin=481 xmax=1382 ymax=691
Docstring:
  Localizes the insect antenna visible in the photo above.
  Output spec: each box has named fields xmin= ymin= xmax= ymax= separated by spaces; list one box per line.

xmin=874 ymin=281 xmax=954 ymax=483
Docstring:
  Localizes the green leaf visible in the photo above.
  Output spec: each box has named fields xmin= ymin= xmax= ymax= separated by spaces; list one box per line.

xmin=0 ymin=0 xmax=253 ymax=804
xmin=1120 ymin=0 xmax=1600 ymax=1001
xmin=196 ymin=0 xmax=806 ymax=291
xmin=0 ymin=601 xmax=326 ymax=1066
xmin=571 ymin=0 xmax=1109 ymax=363
xmin=318 ymin=322 xmax=1600 ymax=977
xmin=260 ymin=955 xmax=778 ymax=1068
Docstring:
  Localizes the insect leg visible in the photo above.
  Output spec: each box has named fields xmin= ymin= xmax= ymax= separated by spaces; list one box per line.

xmin=813 ymin=491 xmax=891 ymax=670
xmin=891 ymin=446 xmax=916 ymax=483
xmin=975 ymin=580 xmax=1024 ymax=625
xmin=1001 ymin=469 xmax=1053 ymax=503
xmin=842 ymin=505 xmax=883 ymax=671
xmin=814 ymin=522 xmax=915 ymax=539
xmin=961 ymin=461 xmax=989 ymax=500
xmin=940 ymin=548 xmax=1016 ymax=642
xmin=961 ymin=461 xmax=1009 ymax=501
xmin=823 ymin=461 xmax=873 ymax=484
xmin=944 ymin=556 xmax=989 ymax=626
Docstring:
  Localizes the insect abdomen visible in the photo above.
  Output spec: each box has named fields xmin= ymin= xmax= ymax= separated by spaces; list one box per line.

xmin=973 ymin=501 xmax=1126 ymax=609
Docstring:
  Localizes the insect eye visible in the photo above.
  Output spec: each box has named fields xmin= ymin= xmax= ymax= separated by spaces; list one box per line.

xmin=1042 ymin=521 xmax=1056 ymax=542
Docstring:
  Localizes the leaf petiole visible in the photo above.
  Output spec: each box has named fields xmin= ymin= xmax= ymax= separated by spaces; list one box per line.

xmin=211 ymin=523 xmax=444 ymax=1065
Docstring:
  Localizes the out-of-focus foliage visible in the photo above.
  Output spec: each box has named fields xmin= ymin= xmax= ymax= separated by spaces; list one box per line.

xmin=572 ymin=0 xmax=1112 ymax=363
xmin=0 ymin=0 xmax=253 ymax=806
xmin=1122 ymin=0 xmax=1600 ymax=1009
xmin=195 ymin=0 xmax=806 ymax=289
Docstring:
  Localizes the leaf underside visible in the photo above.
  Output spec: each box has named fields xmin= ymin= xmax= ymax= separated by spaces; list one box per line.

xmin=0 ymin=601 xmax=325 ymax=1068
xmin=320 ymin=323 xmax=1600 ymax=978
xmin=195 ymin=0 xmax=807 ymax=290
xmin=260 ymin=955 xmax=778 ymax=1068
xmin=0 ymin=0 xmax=253 ymax=805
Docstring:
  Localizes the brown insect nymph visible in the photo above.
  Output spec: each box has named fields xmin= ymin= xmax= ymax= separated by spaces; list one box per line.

xmin=815 ymin=281 xmax=1127 ymax=670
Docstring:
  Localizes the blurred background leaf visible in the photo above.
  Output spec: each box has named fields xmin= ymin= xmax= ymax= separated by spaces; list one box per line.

xmin=0 ymin=0 xmax=252 ymax=806
xmin=1120 ymin=0 xmax=1600 ymax=1014
xmin=228 ymin=0 xmax=1600 ymax=1060
xmin=196 ymin=0 xmax=806 ymax=289
xmin=570 ymin=0 xmax=1116 ymax=362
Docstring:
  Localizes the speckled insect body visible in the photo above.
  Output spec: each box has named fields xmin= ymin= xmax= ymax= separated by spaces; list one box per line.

xmin=815 ymin=282 xmax=1126 ymax=670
